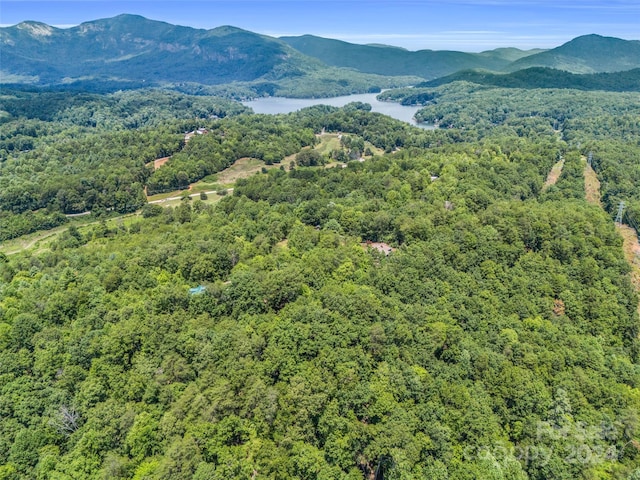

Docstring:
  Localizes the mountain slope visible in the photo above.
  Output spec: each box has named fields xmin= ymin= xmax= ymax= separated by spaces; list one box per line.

xmin=3 ymin=17 xmax=639 ymax=88
xmin=0 ymin=15 xmax=323 ymax=85
xmin=280 ymin=34 xmax=542 ymax=80
xmin=477 ymin=47 xmax=546 ymax=63
xmin=505 ymin=34 xmax=640 ymax=73
xmin=419 ymin=67 xmax=640 ymax=91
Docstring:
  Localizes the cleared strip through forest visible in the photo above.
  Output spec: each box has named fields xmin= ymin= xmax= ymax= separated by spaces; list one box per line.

xmin=584 ymin=162 xmax=602 ymax=206
xmin=542 ymin=158 xmax=564 ymax=190
xmin=585 ymin=160 xmax=640 ymax=303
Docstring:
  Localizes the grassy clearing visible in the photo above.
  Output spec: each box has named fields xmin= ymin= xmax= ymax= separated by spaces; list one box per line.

xmin=157 ymin=194 xmax=224 ymax=209
xmin=314 ymin=134 xmax=342 ymax=156
xmin=188 ymin=181 xmax=221 ymax=194
xmin=0 ymin=213 xmax=140 ymax=256
xmin=212 ymin=157 xmax=280 ymax=186
xmin=584 ymin=163 xmax=602 ymax=206
xmin=147 ymin=157 xmax=277 ymax=202
xmin=146 ymin=190 xmax=188 ymax=202
xmin=284 ymin=134 xmax=346 ymax=168
xmin=0 ymin=226 xmax=68 ymax=255
xmin=543 ymin=159 xmax=564 ymax=190
xmin=288 ymin=133 xmax=382 ymax=170
xmin=365 ymin=142 xmax=385 ymax=157
xmin=314 ymin=133 xmax=383 ymax=158
xmin=616 ymin=224 xmax=640 ymax=295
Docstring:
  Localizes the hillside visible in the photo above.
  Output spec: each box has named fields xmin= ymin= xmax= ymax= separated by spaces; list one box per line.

xmin=3 ymin=17 xmax=640 ymax=91
xmin=2 ymin=17 xmax=640 ymax=479
xmin=478 ymin=47 xmax=546 ymax=63
xmin=418 ymin=67 xmax=640 ymax=91
xmin=282 ymin=33 xmax=640 ymax=78
xmin=1 ymin=85 xmax=640 ymax=478
xmin=0 ymin=15 xmax=422 ymax=97
xmin=0 ymin=15 xmax=322 ymax=85
xmin=281 ymin=34 xmax=541 ymax=80
xmin=505 ymin=34 xmax=640 ymax=73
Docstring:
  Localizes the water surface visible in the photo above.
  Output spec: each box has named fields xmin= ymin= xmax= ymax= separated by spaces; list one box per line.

xmin=243 ymin=92 xmax=435 ymax=129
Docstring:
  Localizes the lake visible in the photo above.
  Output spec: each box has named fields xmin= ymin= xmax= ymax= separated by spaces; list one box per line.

xmin=243 ymin=92 xmax=435 ymax=129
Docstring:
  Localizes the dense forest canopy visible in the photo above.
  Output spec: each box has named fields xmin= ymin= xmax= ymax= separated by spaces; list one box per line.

xmin=415 ymin=67 xmax=640 ymax=92
xmin=0 ymin=80 xmax=639 ymax=479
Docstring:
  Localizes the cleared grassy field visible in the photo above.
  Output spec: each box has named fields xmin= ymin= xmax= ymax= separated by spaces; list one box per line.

xmin=212 ymin=157 xmax=280 ymax=186
xmin=154 ymin=193 xmax=226 ymax=209
xmin=0 ymin=213 xmax=139 ymax=255
xmin=314 ymin=134 xmax=342 ymax=156
xmin=584 ymin=162 xmax=601 ymax=206
xmin=542 ymin=158 xmax=564 ymax=191
xmin=0 ymin=226 xmax=68 ymax=255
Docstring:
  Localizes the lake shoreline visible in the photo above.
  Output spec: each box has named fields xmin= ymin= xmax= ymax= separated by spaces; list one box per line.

xmin=242 ymin=93 xmax=437 ymax=130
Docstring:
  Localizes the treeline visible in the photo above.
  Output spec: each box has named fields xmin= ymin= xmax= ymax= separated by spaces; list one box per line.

xmin=0 ymin=211 xmax=67 ymax=242
xmin=378 ymin=82 xmax=640 ymax=132
xmin=7 ymin=84 xmax=640 ymax=236
xmin=0 ymin=128 xmax=180 ymax=214
xmin=0 ymin=89 xmax=249 ymax=128
xmin=418 ymin=67 xmax=640 ymax=92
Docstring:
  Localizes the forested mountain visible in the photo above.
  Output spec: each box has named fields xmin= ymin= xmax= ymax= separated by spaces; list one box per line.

xmin=280 ymin=35 xmax=540 ymax=80
xmin=505 ymin=34 xmax=640 ymax=73
xmin=0 ymin=15 xmax=419 ymax=96
xmin=478 ymin=47 xmax=547 ymax=63
xmin=281 ymin=34 xmax=640 ymax=78
xmin=0 ymin=15 xmax=319 ymax=85
xmin=3 ymin=16 xmax=639 ymax=94
xmin=418 ymin=67 xmax=640 ymax=91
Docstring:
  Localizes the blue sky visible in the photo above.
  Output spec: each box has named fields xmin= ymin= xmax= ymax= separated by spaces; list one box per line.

xmin=1 ymin=0 xmax=638 ymax=51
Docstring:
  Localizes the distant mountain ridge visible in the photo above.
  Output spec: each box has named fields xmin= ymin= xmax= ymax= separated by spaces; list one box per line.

xmin=0 ymin=15 xmax=323 ymax=85
xmin=505 ymin=34 xmax=640 ymax=73
xmin=280 ymin=34 xmax=542 ymax=80
xmin=1 ymin=15 xmax=639 ymax=90
xmin=419 ymin=67 xmax=640 ymax=92
xmin=282 ymin=33 xmax=640 ymax=78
